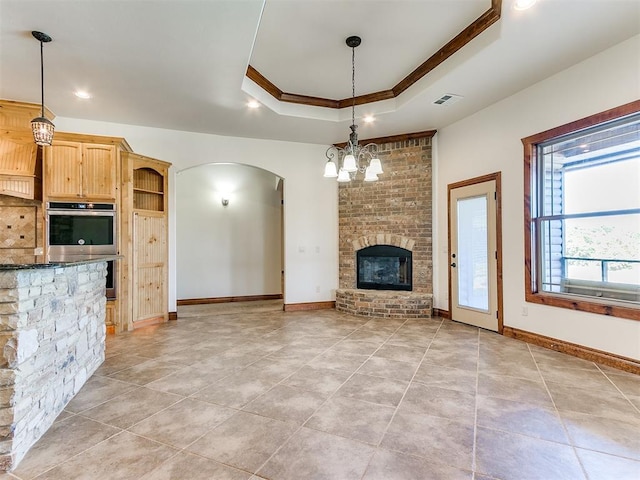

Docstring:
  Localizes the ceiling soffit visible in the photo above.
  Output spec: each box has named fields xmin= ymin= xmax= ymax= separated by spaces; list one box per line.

xmin=247 ymin=0 xmax=502 ymax=109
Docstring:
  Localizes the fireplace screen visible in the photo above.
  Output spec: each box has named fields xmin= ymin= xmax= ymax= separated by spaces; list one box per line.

xmin=357 ymin=245 xmax=412 ymax=291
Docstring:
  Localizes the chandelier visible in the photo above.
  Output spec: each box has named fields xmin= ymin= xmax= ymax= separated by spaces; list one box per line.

xmin=30 ymin=31 xmax=55 ymax=146
xmin=324 ymin=36 xmax=382 ymax=183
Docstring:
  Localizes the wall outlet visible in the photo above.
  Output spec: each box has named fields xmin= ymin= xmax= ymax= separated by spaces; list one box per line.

xmin=521 ymin=306 xmax=529 ymax=316
xmin=316 ymin=285 xmax=320 ymax=293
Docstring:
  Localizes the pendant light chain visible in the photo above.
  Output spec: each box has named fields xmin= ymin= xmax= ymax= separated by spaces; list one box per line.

xmin=351 ymin=43 xmax=355 ymax=128
xmin=40 ymin=39 xmax=45 ymax=118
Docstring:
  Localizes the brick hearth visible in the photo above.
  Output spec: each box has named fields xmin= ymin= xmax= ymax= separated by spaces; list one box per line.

xmin=336 ymin=288 xmax=433 ymax=318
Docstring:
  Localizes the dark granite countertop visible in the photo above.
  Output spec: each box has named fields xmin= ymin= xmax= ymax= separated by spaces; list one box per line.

xmin=0 ymin=254 xmax=121 ymax=270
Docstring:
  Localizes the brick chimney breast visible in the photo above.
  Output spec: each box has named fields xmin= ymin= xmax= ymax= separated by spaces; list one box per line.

xmin=338 ymin=134 xmax=433 ymax=296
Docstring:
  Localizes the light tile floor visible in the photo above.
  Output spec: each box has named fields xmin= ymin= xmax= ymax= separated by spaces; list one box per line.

xmin=5 ymin=301 xmax=640 ymax=480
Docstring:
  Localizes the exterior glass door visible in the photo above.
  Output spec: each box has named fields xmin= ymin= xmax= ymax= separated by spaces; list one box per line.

xmin=449 ymin=177 xmax=501 ymax=332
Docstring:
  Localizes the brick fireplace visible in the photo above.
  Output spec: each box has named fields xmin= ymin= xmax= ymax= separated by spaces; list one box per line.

xmin=336 ymin=133 xmax=433 ymax=318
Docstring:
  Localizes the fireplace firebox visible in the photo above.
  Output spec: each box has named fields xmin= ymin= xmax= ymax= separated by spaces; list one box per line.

xmin=357 ymin=245 xmax=412 ymax=291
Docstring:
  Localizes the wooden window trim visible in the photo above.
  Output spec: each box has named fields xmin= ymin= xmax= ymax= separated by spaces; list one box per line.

xmin=522 ymin=100 xmax=640 ymax=321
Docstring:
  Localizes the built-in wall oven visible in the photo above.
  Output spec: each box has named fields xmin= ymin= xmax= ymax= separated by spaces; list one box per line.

xmin=46 ymin=202 xmax=117 ymax=298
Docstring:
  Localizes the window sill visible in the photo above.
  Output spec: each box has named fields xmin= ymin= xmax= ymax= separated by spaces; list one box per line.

xmin=525 ymin=291 xmax=640 ymax=321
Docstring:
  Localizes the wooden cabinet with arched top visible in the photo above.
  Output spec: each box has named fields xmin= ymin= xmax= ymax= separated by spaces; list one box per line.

xmin=133 ymin=166 xmax=165 ymax=211
xmin=119 ymin=152 xmax=171 ymax=332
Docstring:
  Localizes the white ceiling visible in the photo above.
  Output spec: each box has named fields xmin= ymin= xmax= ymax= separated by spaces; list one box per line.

xmin=1 ymin=0 xmax=638 ymax=146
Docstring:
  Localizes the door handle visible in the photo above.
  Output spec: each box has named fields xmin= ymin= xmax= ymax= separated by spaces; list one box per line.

xmin=451 ymin=262 xmax=456 ymax=267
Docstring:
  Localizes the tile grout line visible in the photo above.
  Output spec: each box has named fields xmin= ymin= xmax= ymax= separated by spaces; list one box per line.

xmin=249 ymin=314 xmax=415 ymax=478
xmin=25 ymin=426 xmax=128 ymax=480
xmin=112 ymin=306 xmax=305 ymax=477
xmin=357 ymin=316 xmax=448 ymax=479
xmin=160 ymin=311 xmax=374 ymax=477
xmin=527 ymin=342 xmax=590 ymax=480
xmin=471 ymin=326 xmax=481 ymax=476
xmin=594 ymin=363 xmax=640 ymax=416
xmin=182 ymin=324 xmax=354 ymax=402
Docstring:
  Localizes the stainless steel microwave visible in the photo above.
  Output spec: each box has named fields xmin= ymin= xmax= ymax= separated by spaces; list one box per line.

xmin=46 ymin=202 xmax=117 ymax=256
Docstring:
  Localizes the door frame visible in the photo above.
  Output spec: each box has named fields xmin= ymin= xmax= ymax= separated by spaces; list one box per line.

xmin=447 ymin=172 xmax=504 ymax=333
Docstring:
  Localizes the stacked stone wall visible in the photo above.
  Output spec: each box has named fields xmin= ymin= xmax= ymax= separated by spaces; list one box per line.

xmin=0 ymin=262 xmax=106 ymax=471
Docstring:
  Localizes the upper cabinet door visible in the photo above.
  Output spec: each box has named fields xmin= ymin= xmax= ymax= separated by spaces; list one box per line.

xmin=45 ymin=141 xmax=83 ymax=199
xmin=82 ymin=144 xmax=116 ymax=200
xmin=45 ymin=141 xmax=117 ymax=201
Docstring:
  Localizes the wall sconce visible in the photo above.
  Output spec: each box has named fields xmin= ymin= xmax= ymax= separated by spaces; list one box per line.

xmin=221 ymin=197 xmax=229 ymax=207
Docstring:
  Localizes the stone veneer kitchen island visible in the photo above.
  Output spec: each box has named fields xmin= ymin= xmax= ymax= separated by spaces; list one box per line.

xmin=0 ymin=257 xmax=112 ymax=471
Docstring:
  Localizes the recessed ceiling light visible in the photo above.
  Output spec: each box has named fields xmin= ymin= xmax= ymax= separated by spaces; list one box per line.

xmin=363 ymin=115 xmax=375 ymax=123
xmin=513 ymin=0 xmax=537 ymax=11
xmin=247 ymin=99 xmax=260 ymax=109
xmin=74 ymin=90 xmax=92 ymax=99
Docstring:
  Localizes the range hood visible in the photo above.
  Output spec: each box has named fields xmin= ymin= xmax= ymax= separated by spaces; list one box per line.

xmin=0 ymin=100 xmax=53 ymax=200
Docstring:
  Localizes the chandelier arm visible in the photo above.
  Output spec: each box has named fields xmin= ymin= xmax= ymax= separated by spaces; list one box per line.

xmin=325 ymin=145 xmax=339 ymax=161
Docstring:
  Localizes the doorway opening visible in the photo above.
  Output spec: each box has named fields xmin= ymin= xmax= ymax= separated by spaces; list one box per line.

xmin=175 ymin=163 xmax=284 ymax=307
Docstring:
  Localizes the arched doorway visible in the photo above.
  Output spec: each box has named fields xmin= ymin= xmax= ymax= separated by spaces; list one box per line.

xmin=175 ymin=163 xmax=284 ymax=305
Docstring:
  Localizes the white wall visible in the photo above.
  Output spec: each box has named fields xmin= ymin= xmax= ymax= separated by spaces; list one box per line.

xmin=52 ymin=117 xmax=339 ymax=311
xmin=176 ymin=163 xmax=282 ymax=299
xmin=435 ymin=35 xmax=640 ymax=360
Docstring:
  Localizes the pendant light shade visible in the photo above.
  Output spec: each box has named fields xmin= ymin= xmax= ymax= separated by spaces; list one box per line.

xmin=342 ymin=154 xmax=357 ymax=172
xmin=31 ymin=31 xmax=54 ymax=146
xmin=323 ymin=160 xmax=338 ymax=178
xmin=369 ymin=158 xmax=383 ymax=175
xmin=363 ymin=166 xmax=378 ymax=182
xmin=31 ymin=116 xmax=55 ymax=146
xmin=337 ymin=169 xmax=351 ymax=182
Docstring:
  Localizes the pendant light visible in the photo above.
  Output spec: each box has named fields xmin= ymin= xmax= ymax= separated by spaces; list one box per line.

xmin=324 ymin=36 xmax=382 ymax=183
xmin=31 ymin=31 xmax=55 ymax=146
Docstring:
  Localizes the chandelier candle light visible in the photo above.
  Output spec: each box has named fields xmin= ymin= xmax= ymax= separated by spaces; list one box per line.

xmin=31 ymin=30 xmax=55 ymax=146
xmin=324 ymin=36 xmax=383 ymax=183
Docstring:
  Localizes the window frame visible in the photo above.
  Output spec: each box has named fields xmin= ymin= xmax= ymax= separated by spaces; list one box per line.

xmin=522 ymin=100 xmax=640 ymax=321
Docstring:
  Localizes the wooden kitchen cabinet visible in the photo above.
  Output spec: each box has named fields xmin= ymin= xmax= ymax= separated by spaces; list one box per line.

xmin=119 ymin=151 xmax=170 ymax=331
xmin=0 ymin=132 xmax=41 ymax=200
xmin=0 ymin=100 xmax=49 ymax=200
xmin=43 ymin=133 xmax=130 ymax=202
xmin=105 ymin=299 xmax=117 ymax=335
xmin=44 ymin=141 xmax=82 ymax=198
xmin=82 ymin=143 xmax=117 ymax=199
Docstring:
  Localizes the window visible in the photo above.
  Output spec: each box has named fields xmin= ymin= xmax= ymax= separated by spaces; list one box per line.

xmin=523 ymin=101 xmax=640 ymax=321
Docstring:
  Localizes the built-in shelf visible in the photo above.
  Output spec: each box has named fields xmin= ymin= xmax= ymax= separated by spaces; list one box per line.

xmin=133 ymin=187 xmax=163 ymax=195
xmin=133 ymin=168 xmax=164 ymax=212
